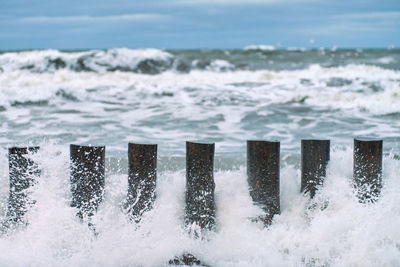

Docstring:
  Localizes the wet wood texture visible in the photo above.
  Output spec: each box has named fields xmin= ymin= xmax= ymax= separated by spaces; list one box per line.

xmin=353 ymin=139 xmax=382 ymax=202
xmin=70 ymin=144 xmax=105 ymax=218
xmin=185 ymin=141 xmax=215 ymax=231
xmin=8 ymin=146 xmax=40 ymax=223
xmin=247 ymin=140 xmax=280 ymax=224
xmin=126 ymin=143 xmax=157 ymax=222
xmin=301 ymin=139 xmax=330 ymax=198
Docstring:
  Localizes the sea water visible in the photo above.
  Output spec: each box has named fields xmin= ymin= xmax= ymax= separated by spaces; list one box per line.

xmin=0 ymin=47 xmax=399 ymax=266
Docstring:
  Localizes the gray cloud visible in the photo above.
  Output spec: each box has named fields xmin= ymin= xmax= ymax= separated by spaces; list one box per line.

xmin=171 ymin=0 xmax=295 ymax=5
xmin=18 ymin=13 xmax=171 ymax=24
xmin=334 ymin=11 xmax=400 ymax=20
xmin=301 ymin=11 xmax=400 ymax=36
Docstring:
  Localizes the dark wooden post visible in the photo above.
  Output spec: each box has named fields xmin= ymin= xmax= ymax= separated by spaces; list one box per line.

xmin=247 ymin=140 xmax=280 ymax=224
xmin=125 ymin=143 xmax=157 ymax=222
xmin=301 ymin=139 xmax=330 ymax=198
xmin=185 ymin=141 xmax=215 ymax=231
xmin=353 ymin=138 xmax=383 ymax=202
xmin=7 ymin=147 xmax=40 ymax=223
xmin=70 ymin=144 xmax=105 ymax=219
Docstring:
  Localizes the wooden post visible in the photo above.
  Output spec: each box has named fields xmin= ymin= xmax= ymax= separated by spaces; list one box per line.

xmin=185 ymin=141 xmax=215 ymax=231
xmin=247 ymin=140 xmax=280 ymax=224
xmin=301 ymin=139 xmax=330 ymax=198
xmin=70 ymin=144 xmax=105 ymax=219
xmin=7 ymin=147 xmax=40 ymax=223
xmin=353 ymin=138 xmax=383 ymax=202
xmin=125 ymin=143 xmax=157 ymax=222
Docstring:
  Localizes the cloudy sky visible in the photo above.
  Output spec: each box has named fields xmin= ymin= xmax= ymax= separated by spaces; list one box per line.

xmin=0 ymin=0 xmax=399 ymax=50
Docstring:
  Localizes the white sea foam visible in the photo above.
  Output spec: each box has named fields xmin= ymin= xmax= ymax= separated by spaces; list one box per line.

xmin=0 ymin=48 xmax=174 ymax=73
xmin=0 ymin=146 xmax=399 ymax=266
xmin=0 ymin=48 xmax=400 ymax=265
xmin=0 ymin=63 xmax=399 ymax=156
xmin=286 ymin=47 xmax=308 ymax=51
xmin=377 ymin=57 xmax=395 ymax=64
xmin=206 ymin=59 xmax=235 ymax=72
xmin=243 ymin=45 xmax=276 ymax=51
xmin=0 ymin=64 xmax=398 ymax=113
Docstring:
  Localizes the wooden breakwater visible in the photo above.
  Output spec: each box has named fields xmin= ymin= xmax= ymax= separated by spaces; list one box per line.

xmin=3 ymin=139 xmax=383 ymax=228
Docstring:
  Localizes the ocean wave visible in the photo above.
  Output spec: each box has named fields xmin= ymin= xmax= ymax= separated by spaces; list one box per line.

xmin=377 ymin=57 xmax=395 ymax=64
xmin=206 ymin=59 xmax=235 ymax=72
xmin=0 ymin=64 xmax=399 ymax=116
xmin=243 ymin=45 xmax=276 ymax=51
xmin=1 ymin=49 xmax=399 ymax=75
xmin=286 ymin=47 xmax=308 ymax=51
xmin=0 ymin=62 xmax=399 ymax=161
xmin=0 ymin=48 xmax=179 ymax=74
xmin=0 ymin=49 xmax=245 ymax=74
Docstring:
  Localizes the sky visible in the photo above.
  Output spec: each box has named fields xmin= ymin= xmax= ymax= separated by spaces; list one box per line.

xmin=0 ymin=0 xmax=399 ymax=50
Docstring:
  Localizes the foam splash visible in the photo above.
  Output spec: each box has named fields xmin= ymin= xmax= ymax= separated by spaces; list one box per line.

xmin=0 ymin=145 xmax=399 ymax=266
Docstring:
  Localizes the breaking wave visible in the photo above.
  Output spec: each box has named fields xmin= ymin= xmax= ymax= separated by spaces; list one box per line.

xmin=0 ymin=48 xmax=180 ymax=74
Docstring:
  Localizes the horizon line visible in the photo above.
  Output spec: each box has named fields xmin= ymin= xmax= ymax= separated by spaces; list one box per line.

xmin=0 ymin=46 xmax=398 ymax=52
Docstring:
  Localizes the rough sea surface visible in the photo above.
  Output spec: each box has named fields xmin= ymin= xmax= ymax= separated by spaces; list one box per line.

xmin=0 ymin=48 xmax=399 ymax=266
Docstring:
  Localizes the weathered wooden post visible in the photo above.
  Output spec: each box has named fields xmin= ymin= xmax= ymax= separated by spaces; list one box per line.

xmin=70 ymin=144 xmax=105 ymax=219
xmin=7 ymin=146 xmax=40 ymax=223
xmin=301 ymin=139 xmax=330 ymax=198
xmin=247 ymin=140 xmax=280 ymax=224
xmin=353 ymin=138 xmax=383 ymax=202
xmin=125 ymin=143 xmax=157 ymax=222
xmin=185 ymin=141 xmax=215 ymax=232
